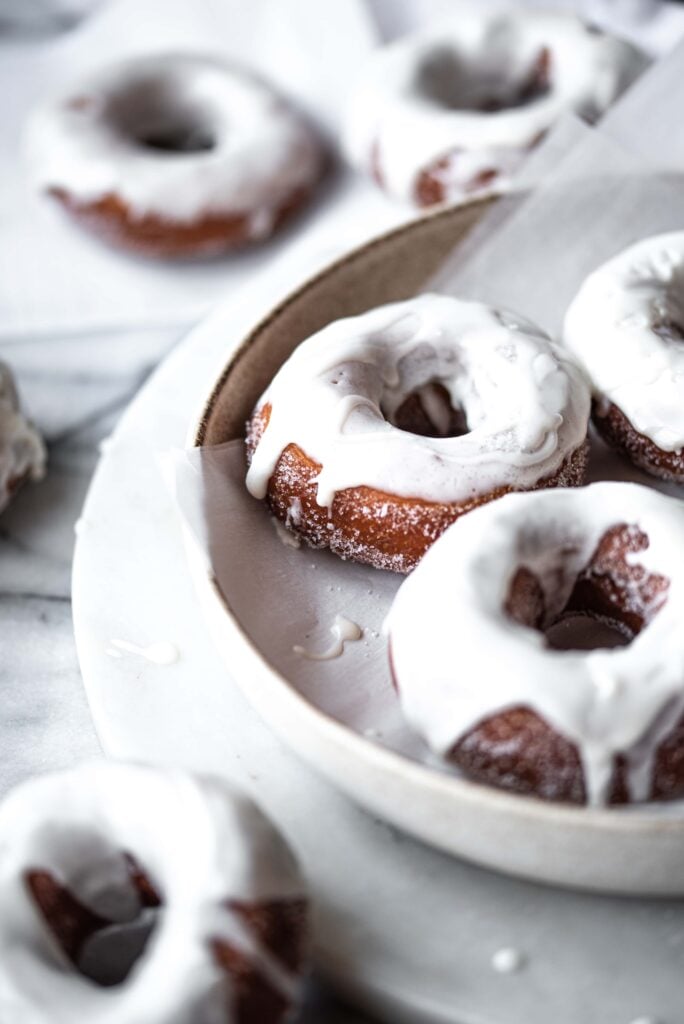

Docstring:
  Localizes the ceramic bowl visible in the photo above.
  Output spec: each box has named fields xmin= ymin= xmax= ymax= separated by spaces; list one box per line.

xmin=190 ymin=198 xmax=684 ymax=896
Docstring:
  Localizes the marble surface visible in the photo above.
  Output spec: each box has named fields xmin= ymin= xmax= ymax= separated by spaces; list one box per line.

xmin=3 ymin=3 xmax=684 ymax=1020
xmin=71 ymin=265 xmax=684 ymax=1024
xmin=0 ymin=318 xmax=380 ymax=1024
xmin=0 ymin=8 xmax=399 ymax=1012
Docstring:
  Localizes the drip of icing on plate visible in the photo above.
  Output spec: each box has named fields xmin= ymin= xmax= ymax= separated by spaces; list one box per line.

xmin=294 ymin=615 xmax=362 ymax=661
xmin=107 ymin=638 xmax=179 ymax=666
xmin=491 ymin=947 xmax=526 ymax=974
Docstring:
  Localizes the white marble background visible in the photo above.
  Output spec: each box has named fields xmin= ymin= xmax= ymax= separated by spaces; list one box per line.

xmin=0 ymin=270 xmax=377 ymax=1022
xmin=0 ymin=1 xmax=394 ymax=1018
xmin=2 ymin=1 xmax=684 ymax=1021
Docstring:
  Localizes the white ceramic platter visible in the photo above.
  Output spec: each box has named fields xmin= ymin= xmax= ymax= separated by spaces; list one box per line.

xmin=72 ymin=247 xmax=684 ymax=1024
xmin=187 ymin=203 xmax=684 ymax=898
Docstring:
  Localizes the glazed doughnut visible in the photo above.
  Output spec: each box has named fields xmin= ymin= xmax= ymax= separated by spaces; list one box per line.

xmin=245 ymin=294 xmax=590 ymax=573
xmin=387 ymin=482 xmax=684 ymax=806
xmin=0 ymin=362 xmax=45 ymax=515
xmin=0 ymin=763 xmax=308 ymax=1024
xmin=344 ymin=10 xmax=646 ymax=206
xmin=564 ymin=232 xmax=684 ymax=481
xmin=25 ymin=54 xmax=325 ymax=258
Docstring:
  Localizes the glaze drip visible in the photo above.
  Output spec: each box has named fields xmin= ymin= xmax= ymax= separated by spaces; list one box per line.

xmin=246 ymin=294 xmax=589 ymax=509
xmin=294 ymin=615 xmax=362 ymax=660
xmin=387 ymin=483 xmax=684 ymax=806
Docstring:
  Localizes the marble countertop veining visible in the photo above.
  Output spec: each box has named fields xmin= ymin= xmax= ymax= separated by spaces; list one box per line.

xmin=6 ymin=6 xmax=684 ymax=1021
xmin=0 ymin=326 xmax=169 ymax=796
xmin=0 ymin=321 xmax=375 ymax=1022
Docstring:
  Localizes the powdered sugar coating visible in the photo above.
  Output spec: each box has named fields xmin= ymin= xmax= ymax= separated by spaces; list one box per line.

xmin=0 ymin=362 xmax=45 ymax=514
xmin=0 ymin=763 xmax=306 ymax=1024
xmin=246 ymin=294 xmax=590 ymax=507
xmin=593 ymin=400 xmax=684 ymax=483
xmin=249 ymin=424 xmax=587 ymax=574
xmin=245 ymin=295 xmax=589 ymax=572
xmin=344 ymin=9 xmax=646 ymax=205
xmin=387 ymin=482 xmax=684 ymax=806
xmin=564 ymin=232 xmax=684 ymax=453
xmin=25 ymin=53 xmax=323 ymax=229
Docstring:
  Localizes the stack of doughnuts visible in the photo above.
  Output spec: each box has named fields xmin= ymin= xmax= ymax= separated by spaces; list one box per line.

xmin=0 ymin=763 xmax=308 ymax=1024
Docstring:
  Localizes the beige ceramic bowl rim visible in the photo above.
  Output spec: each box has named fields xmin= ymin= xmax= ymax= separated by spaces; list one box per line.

xmin=191 ymin=200 xmax=684 ymax=840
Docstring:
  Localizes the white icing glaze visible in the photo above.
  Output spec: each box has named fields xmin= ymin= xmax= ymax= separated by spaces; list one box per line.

xmin=108 ymin=638 xmax=180 ymax=666
xmin=293 ymin=615 xmax=362 ymax=661
xmin=343 ymin=9 xmax=647 ymax=203
xmin=272 ymin=517 xmax=302 ymax=549
xmin=387 ymin=482 xmax=684 ymax=806
xmin=0 ymin=763 xmax=306 ymax=1024
xmin=246 ymin=294 xmax=589 ymax=507
xmin=564 ymin=232 xmax=684 ymax=451
xmin=0 ymin=362 xmax=45 ymax=514
xmin=491 ymin=947 xmax=525 ymax=974
xmin=25 ymin=53 xmax=322 ymax=226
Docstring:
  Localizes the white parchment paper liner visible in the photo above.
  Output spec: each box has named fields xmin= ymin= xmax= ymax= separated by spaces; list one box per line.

xmin=429 ymin=36 xmax=684 ymax=313
xmin=168 ymin=439 xmax=430 ymax=763
xmin=166 ymin=66 xmax=684 ymax=799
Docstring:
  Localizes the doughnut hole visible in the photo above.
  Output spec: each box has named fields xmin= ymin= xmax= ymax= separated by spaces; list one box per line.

xmin=105 ymin=76 xmax=216 ymax=154
xmin=384 ymin=382 xmax=469 ymax=438
xmin=25 ymin=851 xmax=161 ymax=987
xmin=451 ymin=524 xmax=674 ymax=804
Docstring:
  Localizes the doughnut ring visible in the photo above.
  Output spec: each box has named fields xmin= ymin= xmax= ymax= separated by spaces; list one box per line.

xmin=387 ymin=482 xmax=684 ymax=806
xmin=344 ymin=10 xmax=646 ymax=206
xmin=564 ymin=232 xmax=684 ymax=482
xmin=0 ymin=763 xmax=308 ymax=1023
xmin=246 ymin=294 xmax=590 ymax=573
xmin=25 ymin=54 xmax=325 ymax=258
